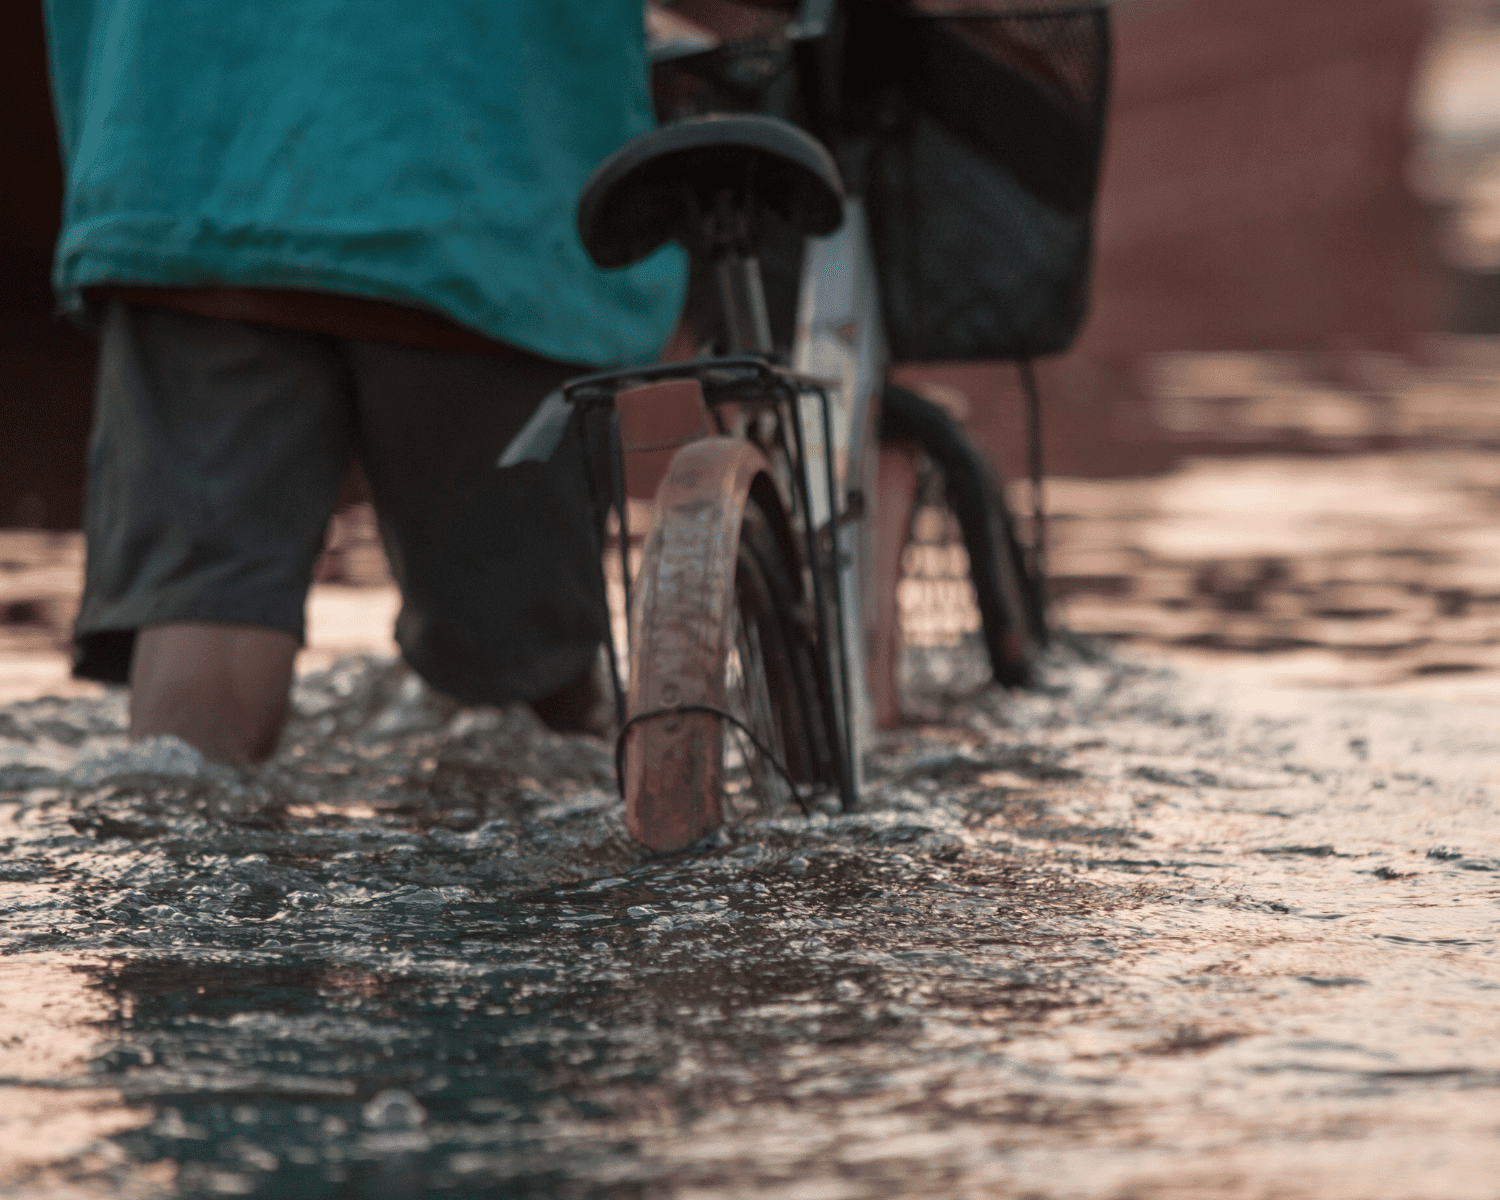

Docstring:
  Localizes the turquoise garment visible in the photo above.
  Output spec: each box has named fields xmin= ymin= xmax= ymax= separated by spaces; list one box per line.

xmin=45 ymin=0 xmax=686 ymax=366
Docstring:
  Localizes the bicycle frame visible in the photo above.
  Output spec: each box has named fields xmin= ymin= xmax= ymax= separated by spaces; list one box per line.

xmin=640 ymin=2 xmax=897 ymax=792
xmin=501 ymin=4 xmax=894 ymax=817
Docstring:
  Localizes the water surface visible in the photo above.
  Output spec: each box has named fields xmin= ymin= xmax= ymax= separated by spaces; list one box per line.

xmin=2 ymin=644 xmax=1497 ymax=1198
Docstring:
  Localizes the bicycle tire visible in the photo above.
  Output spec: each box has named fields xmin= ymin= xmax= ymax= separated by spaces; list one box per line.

xmin=623 ymin=438 xmax=830 ymax=852
xmin=881 ymin=382 xmax=1046 ymax=687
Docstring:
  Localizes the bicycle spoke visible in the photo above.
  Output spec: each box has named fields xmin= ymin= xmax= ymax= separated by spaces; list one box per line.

xmin=723 ymin=595 xmax=791 ymax=819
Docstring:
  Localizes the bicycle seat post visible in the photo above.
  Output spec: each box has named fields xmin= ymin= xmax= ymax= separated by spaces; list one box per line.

xmin=706 ymin=189 xmax=774 ymax=357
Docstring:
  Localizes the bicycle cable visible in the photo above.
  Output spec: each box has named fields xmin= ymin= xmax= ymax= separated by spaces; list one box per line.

xmin=615 ymin=703 xmax=817 ymax=816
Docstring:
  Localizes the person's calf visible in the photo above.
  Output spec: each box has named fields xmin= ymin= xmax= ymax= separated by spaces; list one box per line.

xmin=128 ymin=623 xmax=298 ymax=765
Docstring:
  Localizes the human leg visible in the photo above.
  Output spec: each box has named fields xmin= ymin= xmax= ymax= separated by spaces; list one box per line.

xmin=347 ymin=341 xmax=610 ymax=725
xmin=129 ymin=623 xmax=298 ymax=764
xmin=74 ymin=303 xmax=355 ymax=761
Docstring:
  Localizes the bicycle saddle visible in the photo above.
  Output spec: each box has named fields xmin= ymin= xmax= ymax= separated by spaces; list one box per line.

xmin=577 ymin=113 xmax=845 ymax=269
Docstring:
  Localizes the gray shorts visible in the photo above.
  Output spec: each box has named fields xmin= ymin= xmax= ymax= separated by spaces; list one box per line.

xmin=75 ymin=302 xmax=609 ymax=706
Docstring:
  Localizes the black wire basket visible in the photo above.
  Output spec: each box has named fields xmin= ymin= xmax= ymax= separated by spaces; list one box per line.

xmin=845 ymin=1 xmax=1111 ymax=362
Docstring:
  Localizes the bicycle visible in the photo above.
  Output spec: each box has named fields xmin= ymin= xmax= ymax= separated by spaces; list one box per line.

xmin=507 ymin=0 xmax=1110 ymax=851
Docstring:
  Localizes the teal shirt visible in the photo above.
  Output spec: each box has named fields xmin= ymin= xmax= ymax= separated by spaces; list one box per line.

xmin=45 ymin=0 xmax=686 ymax=366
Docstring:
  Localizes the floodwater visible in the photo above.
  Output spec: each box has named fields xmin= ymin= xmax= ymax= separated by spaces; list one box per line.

xmin=3 ymin=350 xmax=1500 ymax=1199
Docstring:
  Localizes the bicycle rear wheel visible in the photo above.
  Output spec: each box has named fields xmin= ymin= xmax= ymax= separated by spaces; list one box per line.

xmin=622 ymin=438 xmax=830 ymax=852
xmin=882 ymin=382 xmax=1045 ymax=687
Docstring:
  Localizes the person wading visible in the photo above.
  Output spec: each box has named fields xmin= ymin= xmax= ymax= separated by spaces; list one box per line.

xmin=44 ymin=0 xmax=689 ymax=762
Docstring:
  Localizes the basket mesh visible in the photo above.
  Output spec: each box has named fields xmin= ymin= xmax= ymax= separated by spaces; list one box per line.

xmin=848 ymin=3 xmax=1112 ymax=361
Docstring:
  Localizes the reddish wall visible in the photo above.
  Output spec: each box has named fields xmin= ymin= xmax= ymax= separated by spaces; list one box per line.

xmin=1086 ymin=0 xmax=1435 ymax=355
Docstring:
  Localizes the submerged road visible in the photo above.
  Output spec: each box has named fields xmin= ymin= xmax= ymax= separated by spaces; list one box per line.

xmin=1 ymin=643 xmax=1496 ymax=1199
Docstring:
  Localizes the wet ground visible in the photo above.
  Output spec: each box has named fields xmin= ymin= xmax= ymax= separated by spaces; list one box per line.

xmin=3 ymin=350 xmax=1499 ymax=1199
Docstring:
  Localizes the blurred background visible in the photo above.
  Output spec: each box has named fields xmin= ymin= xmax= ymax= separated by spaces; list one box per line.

xmin=4 ymin=0 xmax=1499 ymax=700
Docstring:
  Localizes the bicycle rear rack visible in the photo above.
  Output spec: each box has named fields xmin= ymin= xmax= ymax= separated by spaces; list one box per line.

xmin=563 ymin=355 xmax=860 ymax=814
